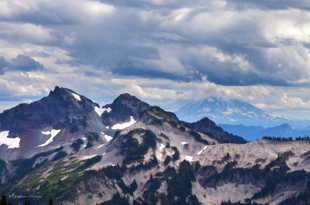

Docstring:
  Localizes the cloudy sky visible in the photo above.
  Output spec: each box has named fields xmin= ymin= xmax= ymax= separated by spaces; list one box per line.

xmin=0 ymin=0 xmax=310 ymax=120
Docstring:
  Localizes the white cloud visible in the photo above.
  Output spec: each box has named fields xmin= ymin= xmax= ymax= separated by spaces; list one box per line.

xmin=261 ymin=9 xmax=310 ymax=44
xmin=280 ymin=93 xmax=310 ymax=109
xmin=0 ymin=22 xmax=55 ymax=44
xmin=0 ymin=0 xmax=115 ymax=24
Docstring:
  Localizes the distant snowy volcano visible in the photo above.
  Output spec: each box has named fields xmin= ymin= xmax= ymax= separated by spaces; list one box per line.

xmin=176 ymin=96 xmax=286 ymax=127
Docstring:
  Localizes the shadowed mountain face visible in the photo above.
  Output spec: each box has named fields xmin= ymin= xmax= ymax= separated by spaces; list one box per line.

xmin=186 ymin=118 xmax=246 ymax=144
xmin=0 ymin=87 xmax=309 ymax=205
xmin=0 ymin=86 xmax=96 ymax=130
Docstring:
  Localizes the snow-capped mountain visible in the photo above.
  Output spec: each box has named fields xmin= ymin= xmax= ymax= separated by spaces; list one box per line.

xmin=0 ymin=87 xmax=309 ymax=205
xmin=176 ymin=97 xmax=287 ymax=127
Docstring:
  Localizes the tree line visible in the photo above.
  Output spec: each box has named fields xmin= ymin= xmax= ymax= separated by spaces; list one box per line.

xmin=262 ymin=136 xmax=310 ymax=142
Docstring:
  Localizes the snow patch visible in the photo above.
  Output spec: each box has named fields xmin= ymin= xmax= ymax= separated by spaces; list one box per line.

xmin=197 ymin=146 xmax=208 ymax=155
xmin=0 ymin=131 xmax=20 ymax=149
xmin=81 ymin=137 xmax=87 ymax=148
xmin=96 ymin=144 xmax=105 ymax=149
xmin=111 ymin=116 xmax=136 ymax=130
xmin=60 ymin=175 xmax=68 ymax=181
xmin=94 ymin=106 xmax=111 ymax=117
xmin=106 ymin=163 xmax=116 ymax=167
xmin=185 ymin=155 xmax=194 ymax=162
xmin=156 ymin=143 xmax=167 ymax=161
xmin=80 ymin=154 xmax=98 ymax=160
xmin=38 ymin=129 xmax=61 ymax=147
xmin=159 ymin=143 xmax=166 ymax=151
xmin=102 ymin=132 xmax=113 ymax=142
xmin=71 ymin=92 xmax=81 ymax=101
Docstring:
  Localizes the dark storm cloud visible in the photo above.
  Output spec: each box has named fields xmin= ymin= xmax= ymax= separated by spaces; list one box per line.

xmin=0 ymin=55 xmax=45 ymax=74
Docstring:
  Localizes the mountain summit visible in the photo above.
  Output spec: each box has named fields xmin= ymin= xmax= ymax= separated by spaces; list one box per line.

xmin=101 ymin=92 xmax=150 ymax=125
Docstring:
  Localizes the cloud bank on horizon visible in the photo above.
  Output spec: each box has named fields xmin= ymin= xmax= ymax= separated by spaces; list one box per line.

xmin=0 ymin=0 xmax=310 ymax=120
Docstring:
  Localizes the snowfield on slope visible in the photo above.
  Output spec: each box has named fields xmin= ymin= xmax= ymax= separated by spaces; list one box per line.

xmin=111 ymin=116 xmax=136 ymax=130
xmin=197 ymin=145 xmax=208 ymax=155
xmin=0 ymin=131 xmax=20 ymax=149
xmin=101 ymin=132 xmax=113 ymax=142
xmin=38 ymin=129 xmax=61 ymax=147
xmin=94 ymin=106 xmax=111 ymax=117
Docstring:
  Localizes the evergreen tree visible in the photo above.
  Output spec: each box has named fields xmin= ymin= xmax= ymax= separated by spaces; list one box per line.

xmin=0 ymin=195 xmax=7 ymax=205
xmin=24 ymin=198 xmax=30 ymax=205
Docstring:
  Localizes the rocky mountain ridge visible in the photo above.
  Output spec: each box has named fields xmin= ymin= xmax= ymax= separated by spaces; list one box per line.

xmin=0 ymin=87 xmax=309 ymax=205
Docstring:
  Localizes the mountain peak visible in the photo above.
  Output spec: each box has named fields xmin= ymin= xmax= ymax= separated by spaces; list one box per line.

xmin=194 ymin=117 xmax=217 ymax=127
xmin=0 ymin=86 xmax=98 ymax=134
xmin=111 ymin=93 xmax=150 ymax=115
xmin=113 ymin=93 xmax=145 ymax=105
xmin=187 ymin=117 xmax=246 ymax=144
xmin=101 ymin=93 xmax=150 ymax=125
xmin=48 ymin=86 xmax=77 ymax=98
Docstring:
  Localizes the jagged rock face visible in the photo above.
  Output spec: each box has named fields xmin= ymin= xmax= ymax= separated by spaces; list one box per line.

xmin=0 ymin=87 xmax=309 ymax=205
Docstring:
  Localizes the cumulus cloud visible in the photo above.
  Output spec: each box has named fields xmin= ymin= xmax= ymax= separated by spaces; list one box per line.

xmin=0 ymin=22 xmax=55 ymax=44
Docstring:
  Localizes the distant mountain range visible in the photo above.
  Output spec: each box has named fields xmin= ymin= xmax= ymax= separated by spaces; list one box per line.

xmin=176 ymin=97 xmax=310 ymax=140
xmin=1 ymin=87 xmax=310 ymax=204
xmin=222 ymin=123 xmax=310 ymax=141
